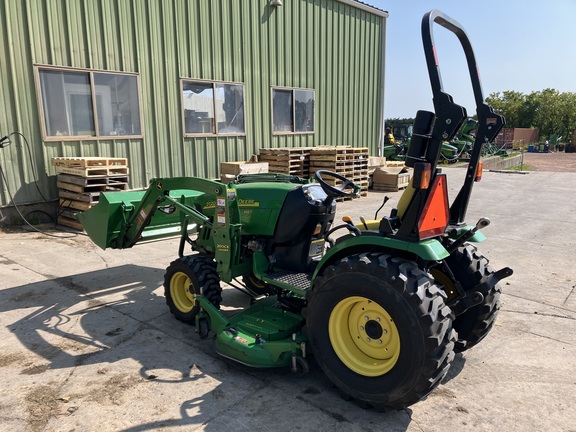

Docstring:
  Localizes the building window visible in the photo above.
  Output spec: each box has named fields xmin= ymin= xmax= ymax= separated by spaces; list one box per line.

xmin=272 ymin=87 xmax=314 ymax=134
xmin=37 ymin=67 xmax=142 ymax=139
xmin=182 ymin=80 xmax=245 ymax=135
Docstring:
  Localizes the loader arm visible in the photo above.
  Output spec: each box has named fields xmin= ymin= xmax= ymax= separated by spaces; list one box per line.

xmin=78 ymin=176 xmax=243 ymax=281
xmin=116 ymin=177 xmax=225 ymax=249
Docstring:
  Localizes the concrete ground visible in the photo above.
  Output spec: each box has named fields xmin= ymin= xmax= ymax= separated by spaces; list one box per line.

xmin=1 ymin=166 xmax=575 ymax=432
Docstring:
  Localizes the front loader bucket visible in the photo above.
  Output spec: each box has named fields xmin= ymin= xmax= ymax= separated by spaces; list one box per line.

xmin=77 ymin=189 xmax=203 ymax=249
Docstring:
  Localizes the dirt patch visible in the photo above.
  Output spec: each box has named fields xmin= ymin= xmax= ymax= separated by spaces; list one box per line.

xmin=0 ymin=352 xmax=24 ymax=367
xmin=85 ymin=373 xmax=144 ymax=405
xmin=25 ymin=385 xmax=61 ymax=432
xmin=521 ymin=152 xmax=576 ymax=172
xmin=20 ymin=363 xmax=50 ymax=375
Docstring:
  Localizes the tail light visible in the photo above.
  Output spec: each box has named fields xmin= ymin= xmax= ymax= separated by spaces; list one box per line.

xmin=474 ymin=161 xmax=484 ymax=182
xmin=412 ymin=162 xmax=431 ymax=189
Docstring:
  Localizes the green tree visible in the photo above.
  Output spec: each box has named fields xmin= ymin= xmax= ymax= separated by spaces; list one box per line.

xmin=486 ymin=91 xmax=526 ymax=128
xmin=487 ymin=88 xmax=576 ymax=141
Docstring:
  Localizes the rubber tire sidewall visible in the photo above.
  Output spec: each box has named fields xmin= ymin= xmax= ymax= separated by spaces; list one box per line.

xmin=307 ymin=253 xmax=455 ymax=409
xmin=164 ymin=255 xmax=222 ymax=324
xmin=443 ymin=243 xmax=501 ymax=352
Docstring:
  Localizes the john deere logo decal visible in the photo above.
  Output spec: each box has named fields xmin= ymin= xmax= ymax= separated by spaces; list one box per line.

xmin=238 ymin=199 xmax=260 ymax=207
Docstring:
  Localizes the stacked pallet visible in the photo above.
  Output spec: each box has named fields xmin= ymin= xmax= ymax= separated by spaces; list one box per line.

xmin=258 ymin=147 xmax=311 ymax=177
xmin=309 ymin=146 xmax=369 ymax=199
xmin=51 ymin=157 xmax=129 ymax=229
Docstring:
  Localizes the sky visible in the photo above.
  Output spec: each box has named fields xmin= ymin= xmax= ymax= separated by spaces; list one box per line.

xmin=367 ymin=0 xmax=576 ymax=119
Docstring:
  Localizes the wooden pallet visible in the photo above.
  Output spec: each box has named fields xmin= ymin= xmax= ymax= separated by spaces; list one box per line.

xmin=60 ymin=198 xmax=93 ymax=212
xmin=57 ymin=207 xmax=82 ymax=230
xmin=56 ymin=180 xmax=127 ymax=194
xmin=309 ymin=159 xmax=358 ymax=168
xmin=310 ymin=146 xmax=369 ymax=156
xmin=310 ymin=149 xmax=368 ymax=178
xmin=52 ymin=157 xmax=131 ymax=230
xmin=51 ymin=157 xmax=128 ymax=168
xmin=334 ymin=190 xmax=368 ymax=201
xmin=58 ymin=189 xmax=101 ymax=205
xmin=310 ymin=147 xmax=368 ymax=167
xmin=57 ymin=174 xmax=129 ymax=192
xmin=259 ymin=147 xmax=311 ymax=177
xmin=259 ymin=148 xmax=311 ymax=157
xmin=57 ymin=215 xmax=84 ymax=230
xmin=55 ymin=165 xmax=129 ymax=177
xmin=372 ymin=183 xmax=408 ymax=192
xmin=263 ymin=159 xmax=310 ymax=175
xmin=308 ymin=147 xmax=370 ymax=200
xmin=385 ymin=161 xmax=406 ymax=167
xmin=335 ymin=196 xmax=355 ymax=202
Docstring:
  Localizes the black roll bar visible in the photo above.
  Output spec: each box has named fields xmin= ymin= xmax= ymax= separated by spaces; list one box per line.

xmin=422 ymin=10 xmax=505 ymax=225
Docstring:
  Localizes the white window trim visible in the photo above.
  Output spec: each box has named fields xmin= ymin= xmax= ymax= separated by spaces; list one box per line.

xmin=35 ymin=65 xmax=143 ymax=141
xmin=181 ymin=78 xmax=247 ymax=137
xmin=271 ymin=86 xmax=315 ymax=135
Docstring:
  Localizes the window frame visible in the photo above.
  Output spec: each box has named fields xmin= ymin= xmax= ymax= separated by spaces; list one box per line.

xmin=34 ymin=65 xmax=143 ymax=141
xmin=181 ymin=78 xmax=247 ymax=137
xmin=271 ymin=86 xmax=315 ymax=135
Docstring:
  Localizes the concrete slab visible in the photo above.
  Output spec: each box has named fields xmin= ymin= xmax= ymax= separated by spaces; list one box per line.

xmin=1 ymin=168 xmax=575 ymax=431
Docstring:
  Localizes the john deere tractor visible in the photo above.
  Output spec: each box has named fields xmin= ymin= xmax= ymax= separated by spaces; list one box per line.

xmin=79 ymin=10 xmax=512 ymax=410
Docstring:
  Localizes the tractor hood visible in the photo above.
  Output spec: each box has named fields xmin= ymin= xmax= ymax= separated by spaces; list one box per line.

xmin=198 ymin=182 xmax=300 ymax=236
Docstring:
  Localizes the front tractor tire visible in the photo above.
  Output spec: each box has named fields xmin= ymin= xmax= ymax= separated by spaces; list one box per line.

xmin=307 ymin=253 xmax=456 ymax=410
xmin=164 ymin=255 xmax=222 ymax=323
xmin=433 ymin=243 xmax=502 ymax=352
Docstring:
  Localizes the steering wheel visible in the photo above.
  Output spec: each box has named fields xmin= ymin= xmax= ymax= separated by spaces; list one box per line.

xmin=314 ymin=170 xmax=360 ymax=199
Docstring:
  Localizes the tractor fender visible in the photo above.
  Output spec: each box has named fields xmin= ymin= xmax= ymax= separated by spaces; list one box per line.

xmin=312 ymin=235 xmax=449 ymax=282
xmin=465 ymin=229 xmax=486 ymax=243
xmin=447 ymin=225 xmax=487 ymax=243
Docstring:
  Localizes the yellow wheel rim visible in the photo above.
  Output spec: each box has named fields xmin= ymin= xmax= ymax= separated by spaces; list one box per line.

xmin=248 ymin=274 xmax=267 ymax=290
xmin=170 ymin=271 xmax=196 ymax=313
xmin=431 ymin=269 xmax=458 ymax=301
xmin=329 ymin=296 xmax=400 ymax=377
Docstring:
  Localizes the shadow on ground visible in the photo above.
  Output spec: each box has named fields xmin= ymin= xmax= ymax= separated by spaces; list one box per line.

xmin=2 ymin=264 xmax=469 ymax=431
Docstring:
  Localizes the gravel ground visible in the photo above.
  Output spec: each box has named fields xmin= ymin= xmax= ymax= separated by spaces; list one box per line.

xmin=520 ymin=151 xmax=576 ymax=172
xmin=1 ymin=164 xmax=576 ymax=431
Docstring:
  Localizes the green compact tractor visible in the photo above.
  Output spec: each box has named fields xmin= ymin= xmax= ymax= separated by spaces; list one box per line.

xmin=79 ymin=11 xmax=512 ymax=410
xmin=441 ymin=118 xmax=477 ymax=162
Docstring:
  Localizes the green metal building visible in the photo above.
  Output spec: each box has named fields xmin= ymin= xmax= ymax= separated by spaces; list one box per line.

xmin=0 ymin=0 xmax=387 ymax=211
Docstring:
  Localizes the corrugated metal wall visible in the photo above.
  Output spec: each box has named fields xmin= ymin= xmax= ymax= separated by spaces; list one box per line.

xmin=0 ymin=0 xmax=385 ymax=206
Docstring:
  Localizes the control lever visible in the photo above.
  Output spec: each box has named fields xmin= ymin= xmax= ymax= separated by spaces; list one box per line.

xmin=341 ymin=216 xmax=362 ymax=236
xmin=374 ymin=196 xmax=390 ymax=219
xmin=324 ymin=216 xmax=362 ymax=247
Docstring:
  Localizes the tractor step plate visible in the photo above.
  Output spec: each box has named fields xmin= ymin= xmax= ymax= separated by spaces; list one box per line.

xmin=267 ymin=271 xmax=311 ymax=290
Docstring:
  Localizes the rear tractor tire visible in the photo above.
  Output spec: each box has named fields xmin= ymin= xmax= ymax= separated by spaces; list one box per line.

xmin=432 ymin=243 xmax=501 ymax=352
xmin=307 ymin=253 xmax=456 ymax=410
xmin=164 ymin=255 xmax=222 ymax=324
